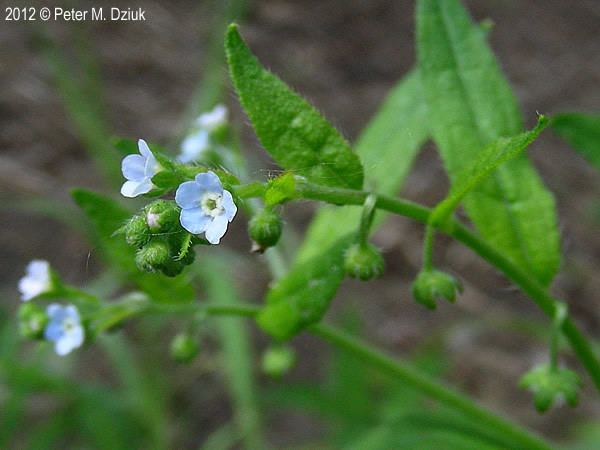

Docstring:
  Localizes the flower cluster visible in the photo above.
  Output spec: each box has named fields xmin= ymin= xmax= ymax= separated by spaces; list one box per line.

xmin=178 ymin=104 xmax=228 ymax=164
xmin=16 ymin=260 xmax=84 ymax=356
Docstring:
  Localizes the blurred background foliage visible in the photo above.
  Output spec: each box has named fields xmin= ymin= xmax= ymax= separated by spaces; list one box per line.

xmin=1 ymin=0 xmax=599 ymax=448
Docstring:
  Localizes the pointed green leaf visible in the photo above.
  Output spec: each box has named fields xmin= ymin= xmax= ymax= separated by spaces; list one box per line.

xmin=71 ymin=189 xmax=194 ymax=303
xmin=417 ymin=0 xmax=560 ymax=285
xmin=551 ymin=113 xmax=600 ymax=171
xmin=431 ymin=116 xmax=549 ymax=224
xmin=225 ymin=24 xmax=364 ymax=189
xmin=259 ymin=71 xmax=430 ymax=339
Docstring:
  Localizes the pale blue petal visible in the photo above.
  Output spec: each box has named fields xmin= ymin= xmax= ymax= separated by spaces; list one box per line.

xmin=180 ymin=208 xmax=211 ymax=234
xmin=27 ymin=260 xmax=50 ymax=278
xmin=144 ymin=151 xmax=159 ymax=177
xmin=44 ymin=321 xmax=63 ymax=341
xmin=55 ymin=328 xmax=83 ymax=356
xmin=46 ymin=303 xmax=62 ymax=317
xmin=122 ymin=154 xmax=146 ymax=181
xmin=205 ymin=214 xmax=228 ymax=244
xmin=138 ymin=139 xmax=152 ymax=158
xmin=121 ymin=179 xmax=153 ymax=198
xmin=65 ymin=305 xmax=80 ymax=320
xmin=179 ymin=130 xmax=209 ymax=163
xmin=221 ymin=190 xmax=237 ymax=221
xmin=194 ymin=171 xmax=222 ymax=194
xmin=175 ymin=181 xmax=203 ymax=209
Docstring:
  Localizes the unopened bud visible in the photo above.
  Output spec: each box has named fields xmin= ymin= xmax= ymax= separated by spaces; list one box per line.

xmin=135 ymin=240 xmax=170 ymax=273
xmin=262 ymin=345 xmax=295 ymax=378
xmin=411 ymin=269 xmax=462 ymax=309
xmin=125 ymin=214 xmax=150 ymax=248
xmin=249 ymin=208 xmax=283 ymax=252
xmin=170 ymin=333 xmax=200 ymax=363
xmin=18 ymin=303 xmax=48 ymax=339
xmin=343 ymin=242 xmax=384 ymax=281
xmin=144 ymin=200 xmax=180 ymax=232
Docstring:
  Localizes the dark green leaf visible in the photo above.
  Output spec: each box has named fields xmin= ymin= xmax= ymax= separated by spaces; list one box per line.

xmin=551 ymin=113 xmax=600 ymax=170
xmin=417 ymin=0 xmax=560 ymax=285
xmin=225 ymin=24 xmax=364 ymax=189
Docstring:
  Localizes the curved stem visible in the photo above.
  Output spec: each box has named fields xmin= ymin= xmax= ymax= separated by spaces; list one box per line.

xmin=422 ymin=224 xmax=435 ymax=271
xmin=165 ymin=302 xmax=552 ymax=450
xmin=234 ymin=180 xmax=600 ymax=392
xmin=310 ymin=323 xmax=553 ymax=450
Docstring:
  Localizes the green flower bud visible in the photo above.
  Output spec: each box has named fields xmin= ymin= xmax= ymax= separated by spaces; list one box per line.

xmin=519 ymin=364 xmax=581 ymax=413
xmin=249 ymin=207 xmax=283 ymax=252
xmin=262 ymin=345 xmax=295 ymax=378
xmin=343 ymin=242 xmax=384 ymax=281
xmin=144 ymin=200 xmax=180 ymax=232
xmin=170 ymin=333 xmax=200 ymax=363
xmin=125 ymin=214 xmax=150 ymax=248
xmin=411 ymin=269 xmax=462 ymax=309
xmin=160 ymin=259 xmax=186 ymax=277
xmin=18 ymin=303 xmax=48 ymax=340
xmin=135 ymin=240 xmax=170 ymax=273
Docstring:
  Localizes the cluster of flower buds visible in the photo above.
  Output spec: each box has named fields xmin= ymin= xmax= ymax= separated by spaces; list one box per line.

xmin=123 ymin=200 xmax=196 ymax=277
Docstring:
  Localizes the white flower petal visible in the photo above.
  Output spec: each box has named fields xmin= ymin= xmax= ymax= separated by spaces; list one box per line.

xmin=121 ymin=154 xmax=146 ymax=181
xmin=221 ymin=190 xmax=237 ymax=221
xmin=196 ymin=104 xmax=228 ymax=131
xmin=120 ymin=180 xmax=153 ymax=198
xmin=27 ymin=260 xmax=50 ymax=278
xmin=179 ymin=130 xmax=210 ymax=163
xmin=175 ymin=181 xmax=204 ymax=209
xmin=194 ymin=171 xmax=223 ymax=194
xmin=180 ymin=208 xmax=212 ymax=234
xmin=205 ymin=214 xmax=229 ymax=245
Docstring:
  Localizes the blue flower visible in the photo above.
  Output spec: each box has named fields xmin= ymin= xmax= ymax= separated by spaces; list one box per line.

xmin=18 ymin=260 xmax=52 ymax=301
xmin=44 ymin=304 xmax=84 ymax=356
xmin=177 ymin=129 xmax=210 ymax=163
xmin=120 ymin=139 xmax=159 ymax=198
xmin=175 ymin=171 xmax=237 ymax=244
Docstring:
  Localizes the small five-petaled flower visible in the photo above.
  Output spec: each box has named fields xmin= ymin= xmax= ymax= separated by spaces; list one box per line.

xmin=177 ymin=104 xmax=228 ymax=163
xmin=44 ymin=304 xmax=84 ymax=356
xmin=18 ymin=260 xmax=52 ymax=301
xmin=121 ymin=139 xmax=160 ymax=198
xmin=175 ymin=171 xmax=237 ymax=244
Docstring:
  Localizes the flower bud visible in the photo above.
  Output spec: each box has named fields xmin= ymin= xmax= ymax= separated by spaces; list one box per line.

xmin=249 ymin=208 xmax=283 ymax=252
xmin=144 ymin=200 xmax=180 ymax=232
xmin=261 ymin=345 xmax=295 ymax=378
xmin=170 ymin=333 xmax=200 ymax=363
xmin=18 ymin=302 xmax=48 ymax=339
xmin=411 ymin=269 xmax=462 ymax=309
xmin=125 ymin=214 xmax=150 ymax=248
xmin=135 ymin=240 xmax=170 ymax=273
xmin=343 ymin=243 xmax=384 ymax=281
xmin=519 ymin=364 xmax=581 ymax=413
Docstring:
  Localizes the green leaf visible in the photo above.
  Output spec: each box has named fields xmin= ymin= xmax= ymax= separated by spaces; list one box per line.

xmin=431 ymin=116 xmax=549 ymax=225
xmin=259 ymin=71 xmax=430 ymax=339
xmin=225 ymin=24 xmax=364 ymax=189
xmin=71 ymin=189 xmax=194 ymax=303
xmin=551 ymin=113 xmax=600 ymax=170
xmin=257 ymin=237 xmax=351 ymax=340
xmin=297 ymin=70 xmax=429 ymax=263
xmin=417 ymin=0 xmax=560 ymax=285
xmin=264 ymin=172 xmax=296 ymax=206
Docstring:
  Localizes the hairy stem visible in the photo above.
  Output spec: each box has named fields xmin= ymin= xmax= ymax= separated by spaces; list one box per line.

xmin=233 ymin=180 xmax=600 ymax=392
xmin=174 ymin=302 xmax=553 ymax=450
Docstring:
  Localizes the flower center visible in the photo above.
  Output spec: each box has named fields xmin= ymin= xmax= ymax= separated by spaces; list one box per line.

xmin=200 ymin=192 xmax=224 ymax=217
xmin=62 ymin=317 xmax=77 ymax=333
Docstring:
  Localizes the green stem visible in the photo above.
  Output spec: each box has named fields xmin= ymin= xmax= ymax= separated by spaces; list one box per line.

xmin=234 ymin=180 xmax=600 ymax=392
xmin=422 ymin=224 xmax=435 ymax=271
xmin=164 ymin=302 xmax=552 ymax=450
xmin=310 ymin=323 xmax=553 ymax=450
